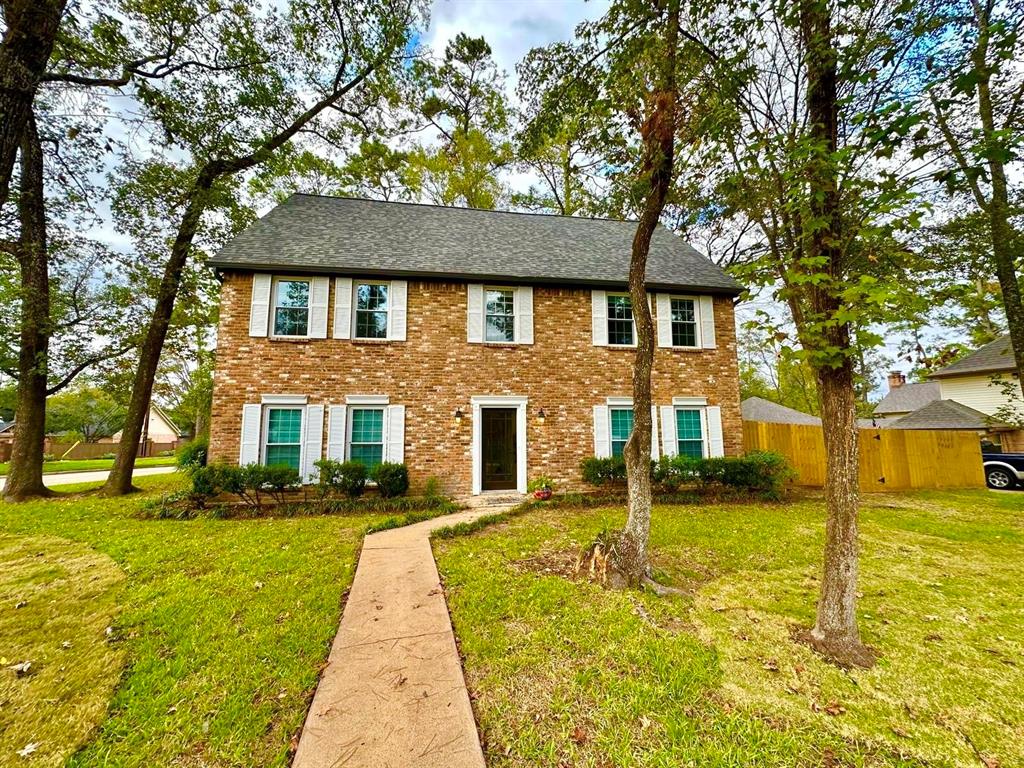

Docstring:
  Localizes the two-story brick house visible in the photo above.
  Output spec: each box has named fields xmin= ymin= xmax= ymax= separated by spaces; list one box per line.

xmin=207 ymin=194 xmax=743 ymax=497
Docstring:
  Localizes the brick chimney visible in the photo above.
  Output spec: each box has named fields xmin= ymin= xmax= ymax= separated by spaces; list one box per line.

xmin=887 ymin=370 xmax=906 ymax=390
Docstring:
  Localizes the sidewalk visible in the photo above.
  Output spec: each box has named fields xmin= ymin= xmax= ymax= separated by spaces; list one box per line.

xmin=0 ymin=465 xmax=177 ymax=491
xmin=292 ymin=502 xmax=519 ymax=768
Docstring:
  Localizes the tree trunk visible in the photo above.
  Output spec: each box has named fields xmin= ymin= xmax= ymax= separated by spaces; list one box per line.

xmin=799 ymin=0 xmax=874 ymax=667
xmin=974 ymin=36 xmax=1024 ymax=376
xmin=103 ymin=178 xmax=214 ymax=495
xmin=615 ymin=0 xmax=678 ymax=585
xmin=4 ymin=114 xmax=52 ymax=501
xmin=0 ymin=0 xmax=67 ymax=208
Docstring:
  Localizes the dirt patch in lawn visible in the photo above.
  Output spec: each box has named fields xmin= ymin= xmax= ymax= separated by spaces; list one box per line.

xmin=0 ymin=534 xmax=125 ymax=767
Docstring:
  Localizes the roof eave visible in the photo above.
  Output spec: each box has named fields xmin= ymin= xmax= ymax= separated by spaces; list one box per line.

xmin=206 ymin=261 xmax=744 ymax=296
xmin=929 ymin=366 xmax=1016 ymax=379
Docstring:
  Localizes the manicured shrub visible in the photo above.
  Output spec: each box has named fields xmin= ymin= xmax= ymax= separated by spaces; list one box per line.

xmin=189 ymin=462 xmax=300 ymax=508
xmin=314 ymin=458 xmax=368 ymax=498
xmin=371 ymin=462 xmax=409 ymax=498
xmin=176 ymin=437 xmax=209 ymax=473
xmin=580 ymin=455 xmax=628 ymax=486
xmin=585 ymin=451 xmax=793 ymax=499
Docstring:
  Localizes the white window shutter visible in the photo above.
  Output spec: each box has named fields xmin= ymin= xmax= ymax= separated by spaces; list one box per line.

xmin=592 ymin=405 xmax=610 ymax=457
xmin=650 ymin=404 xmax=660 ymax=460
xmin=302 ymin=404 xmax=324 ymax=482
xmin=239 ymin=404 xmax=262 ymax=464
xmin=700 ymin=296 xmax=716 ymax=349
xmin=656 ymin=294 xmax=672 ymax=348
xmin=591 ymin=290 xmax=607 ymax=346
xmin=386 ymin=404 xmax=405 ymax=463
xmin=309 ymin=277 xmax=330 ymax=338
xmin=326 ymin=405 xmax=347 ymax=461
xmin=249 ymin=274 xmax=271 ymax=337
xmin=467 ymin=283 xmax=483 ymax=343
xmin=333 ymin=277 xmax=353 ymax=339
xmin=389 ymin=280 xmax=408 ymax=341
xmin=660 ymin=405 xmax=677 ymax=457
xmin=515 ymin=286 xmax=534 ymax=344
xmin=706 ymin=405 xmax=724 ymax=457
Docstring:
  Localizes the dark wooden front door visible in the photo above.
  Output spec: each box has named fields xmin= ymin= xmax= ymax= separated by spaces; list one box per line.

xmin=481 ymin=408 xmax=517 ymax=491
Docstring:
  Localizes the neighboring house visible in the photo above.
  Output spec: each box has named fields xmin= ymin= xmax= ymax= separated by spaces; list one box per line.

xmin=929 ymin=335 xmax=1022 ymax=418
xmin=206 ymin=194 xmax=744 ymax=497
xmin=109 ymin=404 xmax=183 ymax=444
xmin=0 ymin=420 xmax=15 ymax=444
xmin=741 ymin=397 xmax=821 ymax=426
xmin=872 ymin=371 xmax=940 ymax=423
xmin=888 ymin=399 xmax=1009 ymax=431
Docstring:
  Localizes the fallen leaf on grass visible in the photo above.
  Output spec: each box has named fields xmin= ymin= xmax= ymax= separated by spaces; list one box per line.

xmin=571 ymin=726 xmax=588 ymax=745
xmin=17 ymin=742 xmax=39 ymax=758
xmin=763 ymin=658 xmax=779 ymax=672
xmin=824 ymin=701 xmax=846 ymax=716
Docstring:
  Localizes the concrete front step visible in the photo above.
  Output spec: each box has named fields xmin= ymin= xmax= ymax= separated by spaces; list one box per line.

xmin=458 ymin=492 xmax=526 ymax=509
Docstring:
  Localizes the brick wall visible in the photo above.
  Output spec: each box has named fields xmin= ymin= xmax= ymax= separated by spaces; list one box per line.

xmin=209 ymin=272 xmax=743 ymax=497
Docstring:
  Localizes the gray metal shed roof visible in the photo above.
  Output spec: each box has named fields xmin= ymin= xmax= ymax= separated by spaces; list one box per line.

xmin=873 ymin=381 xmax=940 ymax=415
xmin=208 ymin=194 xmax=742 ymax=294
xmin=931 ymin=335 xmax=1015 ymax=379
xmin=887 ymin=399 xmax=1009 ymax=430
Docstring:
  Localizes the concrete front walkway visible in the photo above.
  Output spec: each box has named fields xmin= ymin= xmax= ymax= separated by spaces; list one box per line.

xmin=293 ymin=500 xmax=519 ymax=768
xmin=0 ymin=465 xmax=177 ymax=491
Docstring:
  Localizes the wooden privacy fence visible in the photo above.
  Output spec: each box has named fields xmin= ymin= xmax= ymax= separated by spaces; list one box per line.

xmin=743 ymin=420 xmax=985 ymax=491
xmin=44 ymin=439 xmax=182 ymax=461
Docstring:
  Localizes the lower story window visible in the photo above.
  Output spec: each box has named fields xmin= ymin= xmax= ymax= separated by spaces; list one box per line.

xmin=610 ymin=407 xmax=634 ymax=458
xmin=348 ymin=407 xmax=384 ymax=470
xmin=265 ymin=407 xmax=303 ymax=470
xmin=676 ymin=408 xmax=704 ymax=458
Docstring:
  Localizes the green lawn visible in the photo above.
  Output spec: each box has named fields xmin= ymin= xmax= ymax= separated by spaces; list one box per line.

xmin=0 ymin=475 xmax=396 ymax=767
xmin=0 ymin=455 xmax=177 ymax=476
xmin=434 ymin=490 xmax=1024 ymax=768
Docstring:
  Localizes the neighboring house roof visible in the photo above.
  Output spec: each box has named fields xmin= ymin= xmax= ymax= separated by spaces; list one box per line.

xmin=887 ymin=399 xmax=1010 ymax=430
xmin=0 ymin=420 xmax=14 ymax=434
xmin=112 ymin=404 xmax=182 ymax=441
xmin=873 ymin=381 xmax=941 ymax=415
xmin=741 ymin=397 xmax=822 ymax=425
xmin=931 ymin=335 xmax=1015 ymax=379
xmin=208 ymin=194 xmax=742 ymax=295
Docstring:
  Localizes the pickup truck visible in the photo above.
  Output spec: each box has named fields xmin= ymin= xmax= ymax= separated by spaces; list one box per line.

xmin=982 ymin=452 xmax=1024 ymax=490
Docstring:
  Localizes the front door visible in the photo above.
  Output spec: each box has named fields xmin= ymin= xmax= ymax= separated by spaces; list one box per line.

xmin=481 ymin=407 xmax=517 ymax=491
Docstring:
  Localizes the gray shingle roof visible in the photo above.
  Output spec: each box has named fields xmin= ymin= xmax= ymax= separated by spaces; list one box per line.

xmin=887 ymin=399 xmax=1009 ymax=430
xmin=741 ymin=397 xmax=821 ymax=425
xmin=0 ymin=420 xmax=13 ymax=433
xmin=208 ymin=194 xmax=742 ymax=294
xmin=931 ymin=335 xmax=1015 ymax=378
xmin=873 ymin=381 xmax=940 ymax=415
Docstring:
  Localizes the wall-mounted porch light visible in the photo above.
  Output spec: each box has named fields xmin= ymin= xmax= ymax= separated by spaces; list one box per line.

xmin=537 ymin=407 xmax=546 ymax=424
xmin=454 ymin=407 xmax=464 ymax=424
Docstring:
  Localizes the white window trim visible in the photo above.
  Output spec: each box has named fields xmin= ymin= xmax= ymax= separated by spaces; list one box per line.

xmin=261 ymin=394 xmax=309 ymax=405
xmin=470 ymin=395 xmax=528 ymax=495
xmin=270 ymin=276 xmax=313 ymax=339
xmin=482 ymin=285 xmax=518 ymax=343
xmin=603 ymin=397 xmax=659 ymax=460
xmin=672 ymin=396 xmax=708 ymax=406
xmin=260 ymin=404 xmax=305 ymax=468
xmin=665 ymin=294 xmax=702 ymax=349
xmin=345 ymin=405 xmax=386 ymax=466
xmin=606 ymin=291 xmax=638 ymax=347
xmin=673 ymin=405 xmax=708 ymax=459
xmin=351 ymin=279 xmax=392 ymax=340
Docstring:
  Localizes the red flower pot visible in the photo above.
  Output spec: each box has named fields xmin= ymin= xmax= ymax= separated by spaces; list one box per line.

xmin=533 ymin=488 xmax=553 ymax=500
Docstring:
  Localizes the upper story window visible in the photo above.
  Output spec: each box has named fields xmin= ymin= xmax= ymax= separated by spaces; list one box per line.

xmin=675 ymin=408 xmax=705 ymax=458
xmin=609 ymin=407 xmax=634 ymax=458
xmin=671 ymin=298 xmax=698 ymax=348
xmin=273 ymin=279 xmax=310 ymax=337
xmin=485 ymin=288 xmax=515 ymax=342
xmin=607 ymin=294 xmax=634 ymax=346
xmin=263 ymin=407 xmax=303 ymax=470
xmin=355 ymin=282 xmax=389 ymax=339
